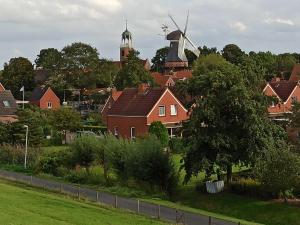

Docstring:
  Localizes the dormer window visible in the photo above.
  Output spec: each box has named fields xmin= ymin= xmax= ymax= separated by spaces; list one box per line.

xmin=3 ymin=100 xmax=10 ymax=107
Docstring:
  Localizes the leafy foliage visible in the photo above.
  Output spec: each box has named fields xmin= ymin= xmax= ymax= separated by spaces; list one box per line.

xmin=2 ymin=57 xmax=35 ymax=97
xmin=115 ymin=51 xmax=153 ymax=90
xmin=222 ymin=44 xmax=245 ymax=65
xmin=149 ymin=121 xmax=169 ymax=147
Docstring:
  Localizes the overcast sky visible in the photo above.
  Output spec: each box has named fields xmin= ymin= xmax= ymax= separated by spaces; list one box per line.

xmin=0 ymin=0 xmax=300 ymax=69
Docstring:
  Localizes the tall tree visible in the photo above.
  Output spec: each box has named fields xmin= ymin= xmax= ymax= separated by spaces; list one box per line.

xmin=222 ymin=44 xmax=245 ymax=65
xmin=183 ymin=55 xmax=286 ymax=183
xmin=199 ymin=45 xmax=218 ymax=56
xmin=35 ymin=48 xmax=63 ymax=71
xmin=276 ymin=53 xmax=296 ymax=80
xmin=151 ymin=47 xmax=169 ymax=73
xmin=95 ymin=59 xmax=119 ymax=87
xmin=115 ymin=51 xmax=153 ymax=90
xmin=2 ymin=57 xmax=35 ymax=97
xmin=61 ymin=42 xmax=100 ymax=88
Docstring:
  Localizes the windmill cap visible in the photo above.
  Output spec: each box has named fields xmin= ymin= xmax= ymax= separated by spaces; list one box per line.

xmin=167 ymin=30 xmax=182 ymax=40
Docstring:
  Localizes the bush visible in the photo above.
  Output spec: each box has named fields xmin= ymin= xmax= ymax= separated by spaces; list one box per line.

xmin=229 ymin=178 xmax=277 ymax=199
xmin=169 ymin=137 xmax=186 ymax=153
xmin=126 ymin=136 xmax=178 ymax=194
xmin=69 ymin=136 xmax=100 ymax=168
xmin=254 ymin=143 xmax=300 ymax=199
xmin=35 ymin=149 xmax=71 ymax=176
xmin=149 ymin=121 xmax=169 ymax=147
xmin=0 ymin=144 xmax=40 ymax=168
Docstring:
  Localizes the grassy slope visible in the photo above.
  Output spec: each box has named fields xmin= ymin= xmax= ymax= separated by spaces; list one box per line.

xmin=0 ymin=180 xmax=167 ymax=225
xmin=38 ymin=147 xmax=300 ymax=225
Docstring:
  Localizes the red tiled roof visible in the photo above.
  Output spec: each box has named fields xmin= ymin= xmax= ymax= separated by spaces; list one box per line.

xmin=112 ymin=91 xmax=123 ymax=101
xmin=151 ymin=72 xmax=174 ymax=87
xmin=108 ymin=87 xmax=166 ymax=116
xmin=269 ymin=80 xmax=298 ymax=102
xmin=289 ymin=64 xmax=300 ymax=82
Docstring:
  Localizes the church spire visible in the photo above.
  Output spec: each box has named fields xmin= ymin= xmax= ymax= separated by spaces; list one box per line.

xmin=120 ymin=20 xmax=133 ymax=62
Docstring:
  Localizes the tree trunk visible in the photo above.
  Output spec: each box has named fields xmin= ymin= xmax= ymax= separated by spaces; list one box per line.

xmin=226 ymin=164 xmax=232 ymax=184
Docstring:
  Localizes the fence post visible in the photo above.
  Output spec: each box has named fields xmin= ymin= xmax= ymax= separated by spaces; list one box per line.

xmin=114 ymin=195 xmax=118 ymax=208
xmin=238 ymin=222 xmax=241 ymax=225
xmin=30 ymin=175 xmax=33 ymax=185
xmin=157 ymin=204 xmax=161 ymax=219
xmin=96 ymin=192 xmax=99 ymax=203
xmin=137 ymin=200 xmax=140 ymax=214
xmin=208 ymin=216 xmax=212 ymax=225
xmin=78 ymin=186 xmax=80 ymax=200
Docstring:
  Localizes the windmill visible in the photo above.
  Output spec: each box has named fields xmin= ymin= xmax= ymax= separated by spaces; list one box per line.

xmin=165 ymin=12 xmax=200 ymax=69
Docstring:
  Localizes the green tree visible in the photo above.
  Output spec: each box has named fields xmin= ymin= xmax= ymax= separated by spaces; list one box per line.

xmin=61 ymin=42 xmax=100 ymax=88
xmin=17 ymin=108 xmax=46 ymax=147
xmin=149 ymin=121 xmax=169 ymax=147
xmin=199 ymin=45 xmax=218 ymax=56
xmin=2 ymin=57 xmax=35 ymax=97
xmin=35 ymin=48 xmax=63 ymax=71
xmin=114 ymin=51 xmax=153 ymax=90
xmin=69 ymin=136 xmax=99 ymax=170
xmin=222 ymin=44 xmax=245 ymax=65
xmin=183 ymin=55 xmax=286 ymax=183
xmin=95 ymin=59 xmax=119 ymax=87
xmin=151 ymin=47 xmax=169 ymax=73
xmin=49 ymin=107 xmax=81 ymax=143
xmin=184 ymin=49 xmax=198 ymax=68
xmin=276 ymin=53 xmax=296 ymax=79
xmin=254 ymin=143 xmax=300 ymax=202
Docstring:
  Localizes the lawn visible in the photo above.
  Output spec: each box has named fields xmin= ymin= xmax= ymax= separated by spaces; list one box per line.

xmin=0 ymin=179 xmax=168 ymax=225
xmin=14 ymin=147 xmax=300 ymax=225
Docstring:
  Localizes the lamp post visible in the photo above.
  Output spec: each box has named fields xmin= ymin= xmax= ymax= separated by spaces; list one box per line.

xmin=23 ymin=125 xmax=29 ymax=169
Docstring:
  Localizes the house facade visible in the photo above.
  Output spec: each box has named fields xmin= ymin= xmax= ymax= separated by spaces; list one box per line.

xmin=263 ymin=79 xmax=300 ymax=119
xmin=0 ymin=90 xmax=18 ymax=123
xmin=101 ymin=89 xmax=123 ymax=124
xmin=30 ymin=87 xmax=60 ymax=109
xmin=106 ymin=84 xmax=189 ymax=139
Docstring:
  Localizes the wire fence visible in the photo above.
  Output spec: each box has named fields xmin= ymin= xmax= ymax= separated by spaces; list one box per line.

xmin=0 ymin=170 xmax=242 ymax=225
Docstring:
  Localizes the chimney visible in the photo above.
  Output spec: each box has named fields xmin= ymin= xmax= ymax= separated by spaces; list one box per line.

xmin=138 ymin=83 xmax=149 ymax=94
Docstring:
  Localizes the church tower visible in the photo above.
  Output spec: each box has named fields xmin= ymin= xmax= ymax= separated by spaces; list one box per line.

xmin=120 ymin=21 xmax=133 ymax=62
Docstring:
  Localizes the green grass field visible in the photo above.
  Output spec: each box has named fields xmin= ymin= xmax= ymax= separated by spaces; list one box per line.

xmin=0 ymin=180 xmax=167 ymax=225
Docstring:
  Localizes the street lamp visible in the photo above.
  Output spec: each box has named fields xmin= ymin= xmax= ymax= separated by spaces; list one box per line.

xmin=23 ymin=125 xmax=29 ymax=169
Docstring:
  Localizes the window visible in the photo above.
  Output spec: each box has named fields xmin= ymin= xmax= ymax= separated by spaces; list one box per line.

xmin=170 ymin=104 xmax=177 ymax=116
xmin=159 ymin=106 xmax=165 ymax=116
xmin=292 ymin=96 xmax=298 ymax=104
xmin=3 ymin=101 xmax=10 ymax=107
xmin=271 ymin=101 xmax=275 ymax=108
xmin=47 ymin=102 xmax=52 ymax=109
xmin=114 ymin=127 xmax=119 ymax=138
xmin=130 ymin=127 xmax=136 ymax=139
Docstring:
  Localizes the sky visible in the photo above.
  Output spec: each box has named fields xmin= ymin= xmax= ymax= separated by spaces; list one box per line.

xmin=0 ymin=0 xmax=300 ymax=69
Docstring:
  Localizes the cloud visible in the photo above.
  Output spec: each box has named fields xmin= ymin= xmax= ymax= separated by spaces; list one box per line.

xmin=230 ymin=22 xmax=247 ymax=33
xmin=265 ymin=18 xmax=294 ymax=26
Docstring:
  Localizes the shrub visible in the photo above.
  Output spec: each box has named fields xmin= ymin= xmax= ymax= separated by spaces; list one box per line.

xmin=0 ymin=144 xmax=40 ymax=168
xmin=35 ymin=149 xmax=71 ymax=176
xmin=229 ymin=178 xmax=277 ymax=199
xmin=254 ymin=143 xmax=300 ymax=200
xmin=149 ymin=121 xmax=169 ymax=147
xmin=126 ymin=136 xmax=178 ymax=194
xmin=169 ymin=137 xmax=186 ymax=153
xmin=69 ymin=136 xmax=100 ymax=169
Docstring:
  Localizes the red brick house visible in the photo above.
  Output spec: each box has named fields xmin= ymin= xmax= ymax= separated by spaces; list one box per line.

xmin=101 ymin=89 xmax=123 ymax=124
xmin=106 ymin=84 xmax=189 ymax=139
xmin=30 ymin=87 xmax=60 ymax=109
xmin=263 ymin=79 xmax=300 ymax=119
